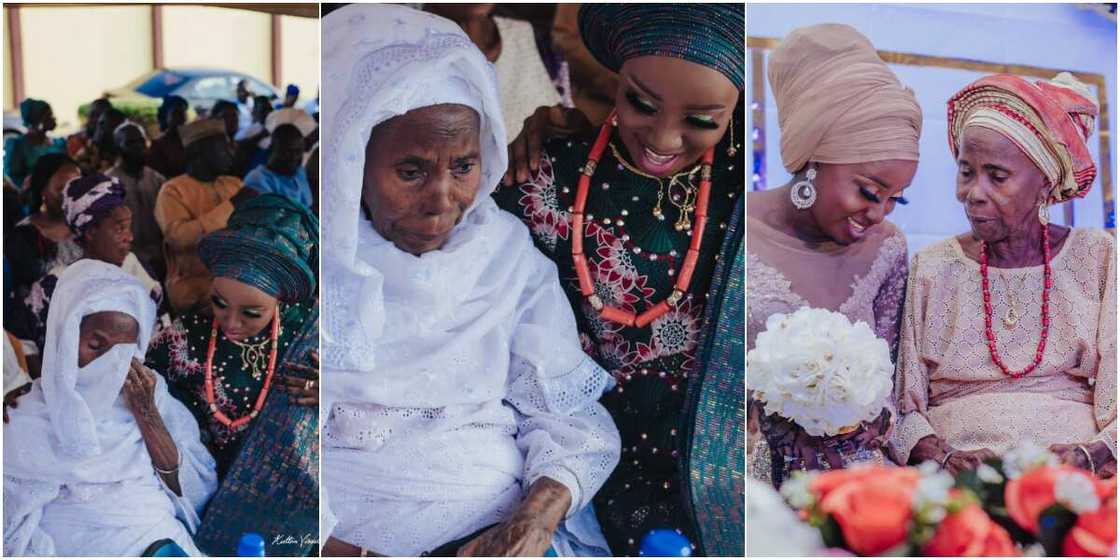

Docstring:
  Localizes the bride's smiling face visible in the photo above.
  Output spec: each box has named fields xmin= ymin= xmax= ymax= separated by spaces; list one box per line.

xmin=362 ymin=104 xmax=483 ymax=256
xmin=614 ymin=56 xmax=740 ymax=177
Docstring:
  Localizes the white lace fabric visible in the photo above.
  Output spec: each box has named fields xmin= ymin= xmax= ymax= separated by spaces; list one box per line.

xmin=890 ymin=228 xmax=1117 ymax=463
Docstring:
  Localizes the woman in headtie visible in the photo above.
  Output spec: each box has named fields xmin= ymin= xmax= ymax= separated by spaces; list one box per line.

xmin=320 ymin=5 xmax=620 ymax=556
xmin=144 ymin=194 xmax=319 ymax=555
xmin=494 ymin=4 xmax=745 ymax=555
xmin=16 ymin=174 xmax=163 ymax=350
xmin=892 ymin=73 xmax=1116 ymax=477
xmin=3 ymin=260 xmax=217 ymax=556
xmin=4 ymin=98 xmax=65 ymax=189
xmin=746 ymin=24 xmax=922 ymax=487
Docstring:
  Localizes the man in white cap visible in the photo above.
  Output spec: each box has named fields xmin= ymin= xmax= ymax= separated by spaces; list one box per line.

xmin=242 ymin=109 xmax=316 ymax=209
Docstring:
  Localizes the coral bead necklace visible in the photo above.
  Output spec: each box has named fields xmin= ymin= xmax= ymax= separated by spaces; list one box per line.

xmin=204 ymin=308 xmax=280 ymax=429
xmin=571 ymin=111 xmax=714 ymax=328
xmin=979 ymin=225 xmax=1051 ymax=378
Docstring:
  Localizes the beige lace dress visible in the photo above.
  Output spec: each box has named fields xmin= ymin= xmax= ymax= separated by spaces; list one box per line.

xmin=890 ymin=228 xmax=1117 ymax=464
xmin=747 ymin=214 xmax=909 ymax=487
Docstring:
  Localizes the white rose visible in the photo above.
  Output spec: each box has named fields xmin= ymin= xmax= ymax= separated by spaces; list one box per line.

xmin=1003 ymin=441 xmax=1058 ymax=479
xmin=748 ymin=479 xmax=823 ymax=556
xmin=747 ymin=307 xmax=893 ymax=436
xmin=1055 ymin=471 xmax=1101 ymax=513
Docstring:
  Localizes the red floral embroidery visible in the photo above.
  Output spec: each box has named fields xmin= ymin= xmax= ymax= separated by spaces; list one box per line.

xmin=517 ymin=156 xmax=569 ymax=250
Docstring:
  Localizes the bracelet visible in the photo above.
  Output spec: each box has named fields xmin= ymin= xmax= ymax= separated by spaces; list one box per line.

xmin=154 ymin=445 xmax=181 ymax=475
xmin=1077 ymin=444 xmax=1096 ymax=475
xmin=939 ymin=450 xmax=956 ymax=469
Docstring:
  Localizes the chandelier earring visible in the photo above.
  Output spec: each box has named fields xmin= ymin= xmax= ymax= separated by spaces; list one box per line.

xmin=790 ymin=165 xmax=818 ymax=210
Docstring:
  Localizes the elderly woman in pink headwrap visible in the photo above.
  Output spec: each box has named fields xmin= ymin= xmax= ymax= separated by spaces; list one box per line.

xmin=747 ymin=24 xmax=923 ymax=487
xmin=892 ymin=73 xmax=1116 ymax=477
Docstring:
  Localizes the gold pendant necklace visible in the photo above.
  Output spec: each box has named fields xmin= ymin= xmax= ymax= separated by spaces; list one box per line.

xmin=608 ymin=142 xmax=702 ymax=232
xmin=1000 ymin=274 xmax=1026 ymax=330
xmin=226 ymin=325 xmax=283 ymax=380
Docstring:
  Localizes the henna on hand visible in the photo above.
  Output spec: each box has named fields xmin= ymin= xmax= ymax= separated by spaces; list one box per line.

xmin=457 ymin=477 xmax=571 ymax=557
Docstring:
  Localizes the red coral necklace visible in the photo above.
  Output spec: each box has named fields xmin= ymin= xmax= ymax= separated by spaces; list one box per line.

xmin=570 ymin=111 xmax=714 ymax=328
xmin=204 ymin=308 xmax=280 ymax=429
xmin=979 ymin=225 xmax=1051 ymax=378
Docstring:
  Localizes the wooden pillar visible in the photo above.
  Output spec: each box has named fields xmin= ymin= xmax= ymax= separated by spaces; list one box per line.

xmin=271 ymin=14 xmax=282 ymax=87
xmin=151 ymin=5 xmax=163 ymax=69
xmin=7 ymin=5 xmax=25 ymax=105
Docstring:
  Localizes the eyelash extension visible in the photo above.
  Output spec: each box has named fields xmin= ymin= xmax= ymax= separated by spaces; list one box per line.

xmin=859 ymin=186 xmax=882 ymax=203
xmin=211 ymin=295 xmax=228 ymax=309
xmin=894 ymin=196 xmax=909 ymax=205
xmin=686 ymin=116 xmax=720 ymax=130
xmin=625 ymin=92 xmax=657 ymax=115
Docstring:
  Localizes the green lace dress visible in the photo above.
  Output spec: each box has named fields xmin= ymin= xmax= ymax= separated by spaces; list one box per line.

xmin=494 ymin=128 xmax=743 ymax=556
xmin=145 ymin=302 xmax=313 ymax=477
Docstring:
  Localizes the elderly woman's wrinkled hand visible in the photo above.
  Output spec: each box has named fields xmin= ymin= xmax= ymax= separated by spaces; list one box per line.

xmin=502 ymin=105 xmax=592 ymax=187
xmin=3 ymin=383 xmax=32 ymax=423
xmin=1050 ymin=441 xmax=1116 ymax=476
xmin=942 ymin=448 xmax=999 ymax=477
xmin=280 ymin=350 xmax=319 ymax=408
xmin=457 ymin=477 xmax=570 ymax=557
xmin=321 ymin=536 xmax=378 ymax=556
xmin=122 ymin=358 xmax=159 ymax=420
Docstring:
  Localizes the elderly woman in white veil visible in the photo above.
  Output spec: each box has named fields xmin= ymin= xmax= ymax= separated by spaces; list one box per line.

xmin=3 ymin=259 xmax=217 ymax=556
xmin=319 ymin=4 xmax=620 ymax=557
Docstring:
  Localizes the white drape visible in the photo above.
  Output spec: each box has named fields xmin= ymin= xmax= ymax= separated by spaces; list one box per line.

xmin=3 ymin=260 xmax=217 ymax=556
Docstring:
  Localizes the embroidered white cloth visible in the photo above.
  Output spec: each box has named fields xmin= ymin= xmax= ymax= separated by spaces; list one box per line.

xmin=3 ymin=260 xmax=217 ymax=556
xmin=320 ymin=4 xmax=620 ymax=556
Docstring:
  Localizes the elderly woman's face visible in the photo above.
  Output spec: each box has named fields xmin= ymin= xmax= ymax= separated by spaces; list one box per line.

xmin=210 ymin=277 xmax=279 ymax=343
xmin=615 ymin=56 xmax=740 ymax=177
xmin=78 ymin=311 xmax=139 ymax=368
xmin=82 ymin=205 xmax=133 ymax=267
xmin=362 ymin=104 xmax=482 ymax=255
xmin=809 ymin=159 xmax=916 ymax=245
xmin=955 ymin=126 xmax=1049 ymax=243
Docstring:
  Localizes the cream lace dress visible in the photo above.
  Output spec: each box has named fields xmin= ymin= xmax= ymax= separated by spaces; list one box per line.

xmin=890 ymin=228 xmax=1117 ymax=463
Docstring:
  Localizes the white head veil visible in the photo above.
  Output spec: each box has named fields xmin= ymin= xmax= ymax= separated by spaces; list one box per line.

xmin=321 ymin=4 xmax=511 ymax=385
xmin=5 ymin=259 xmax=156 ymax=481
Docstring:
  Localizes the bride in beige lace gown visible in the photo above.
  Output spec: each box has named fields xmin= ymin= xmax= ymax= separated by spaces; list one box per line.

xmin=746 ymin=24 xmax=922 ymax=487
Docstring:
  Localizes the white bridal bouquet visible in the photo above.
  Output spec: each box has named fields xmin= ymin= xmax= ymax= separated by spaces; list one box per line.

xmin=746 ymin=307 xmax=893 ymax=437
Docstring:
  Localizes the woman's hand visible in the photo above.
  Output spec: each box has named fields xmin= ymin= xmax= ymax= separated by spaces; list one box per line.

xmin=942 ymin=449 xmax=999 ymax=476
xmin=457 ymin=477 xmax=571 ymax=557
xmin=321 ymin=536 xmax=380 ymax=557
xmin=911 ymin=435 xmax=997 ymax=476
xmin=3 ymin=383 xmax=32 ymax=423
xmin=124 ymin=359 xmax=183 ymax=494
xmin=1051 ymin=441 xmax=1116 ymax=476
xmin=502 ymin=105 xmax=592 ymax=187
xmin=122 ymin=358 xmax=159 ymax=419
xmin=279 ymin=350 xmax=319 ymax=407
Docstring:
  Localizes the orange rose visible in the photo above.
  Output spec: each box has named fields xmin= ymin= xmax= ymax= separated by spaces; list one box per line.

xmin=816 ymin=467 xmax=919 ymax=556
xmin=810 ymin=465 xmax=920 ymax=502
xmin=1006 ymin=466 xmax=1109 ymax=535
xmin=1062 ymin=495 xmax=1117 ymax=557
xmin=923 ymin=501 xmax=1018 ymax=557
